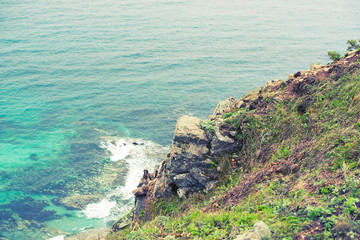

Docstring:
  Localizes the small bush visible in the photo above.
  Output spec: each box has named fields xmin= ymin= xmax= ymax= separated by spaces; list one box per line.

xmin=328 ymin=51 xmax=341 ymax=61
xmin=200 ymin=120 xmax=217 ymax=133
xmin=346 ymin=39 xmax=360 ymax=52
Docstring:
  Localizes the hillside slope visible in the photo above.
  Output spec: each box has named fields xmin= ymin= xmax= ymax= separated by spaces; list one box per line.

xmin=111 ymin=49 xmax=360 ymax=240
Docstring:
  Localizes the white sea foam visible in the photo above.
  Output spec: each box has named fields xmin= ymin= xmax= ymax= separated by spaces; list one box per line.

xmin=81 ymin=199 xmax=117 ymax=219
xmin=81 ymin=137 xmax=169 ymax=219
xmin=101 ymin=137 xmax=169 ymax=199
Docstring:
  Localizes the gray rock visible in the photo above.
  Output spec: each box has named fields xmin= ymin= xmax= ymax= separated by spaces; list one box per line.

xmin=253 ymin=221 xmax=271 ymax=238
xmin=173 ymin=115 xmax=209 ymax=145
xmin=210 ymin=128 xmax=237 ymax=156
xmin=235 ymin=231 xmax=261 ymax=240
xmin=190 ymin=168 xmax=210 ymax=186
xmin=235 ymin=221 xmax=271 ymax=240
xmin=173 ymin=173 xmax=198 ymax=188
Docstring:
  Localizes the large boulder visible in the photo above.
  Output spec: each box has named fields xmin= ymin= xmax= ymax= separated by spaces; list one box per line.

xmin=165 ymin=116 xmax=215 ymax=198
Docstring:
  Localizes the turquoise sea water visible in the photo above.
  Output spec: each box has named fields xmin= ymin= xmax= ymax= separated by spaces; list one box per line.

xmin=1 ymin=0 xmax=359 ymax=239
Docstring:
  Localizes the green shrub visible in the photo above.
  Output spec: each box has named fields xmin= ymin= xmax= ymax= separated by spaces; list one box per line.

xmin=200 ymin=120 xmax=217 ymax=133
xmin=347 ymin=39 xmax=360 ymax=52
xmin=328 ymin=51 xmax=341 ymax=61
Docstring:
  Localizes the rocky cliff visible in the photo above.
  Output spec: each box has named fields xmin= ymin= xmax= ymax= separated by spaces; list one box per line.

xmin=129 ymin=50 xmax=360 ymax=221
xmin=112 ymin=49 xmax=360 ymax=239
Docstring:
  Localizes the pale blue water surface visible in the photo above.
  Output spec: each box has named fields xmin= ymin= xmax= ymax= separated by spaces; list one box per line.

xmin=1 ymin=0 xmax=359 ymax=239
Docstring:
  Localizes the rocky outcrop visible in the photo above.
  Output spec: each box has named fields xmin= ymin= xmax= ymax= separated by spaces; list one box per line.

xmin=130 ymin=111 xmax=241 ymax=219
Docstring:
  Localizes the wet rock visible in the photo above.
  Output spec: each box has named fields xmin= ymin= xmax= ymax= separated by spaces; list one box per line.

xmin=294 ymin=71 xmax=301 ymax=78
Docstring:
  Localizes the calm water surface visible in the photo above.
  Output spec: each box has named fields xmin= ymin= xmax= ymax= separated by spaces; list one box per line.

xmin=1 ymin=0 xmax=359 ymax=239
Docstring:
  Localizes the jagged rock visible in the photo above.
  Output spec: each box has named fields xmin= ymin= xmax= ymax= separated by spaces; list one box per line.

xmin=212 ymin=97 xmax=236 ymax=117
xmin=235 ymin=221 xmax=271 ymax=240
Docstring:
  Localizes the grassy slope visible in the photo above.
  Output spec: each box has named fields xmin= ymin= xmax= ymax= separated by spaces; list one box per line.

xmin=112 ymin=52 xmax=360 ymax=240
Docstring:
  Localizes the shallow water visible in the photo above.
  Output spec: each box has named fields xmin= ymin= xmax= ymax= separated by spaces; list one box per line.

xmin=1 ymin=0 xmax=359 ymax=239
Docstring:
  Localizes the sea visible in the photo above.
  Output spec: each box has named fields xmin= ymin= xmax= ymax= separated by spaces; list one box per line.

xmin=0 ymin=0 xmax=359 ymax=239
